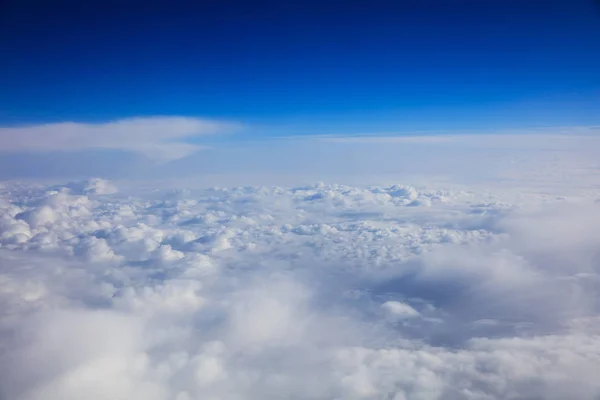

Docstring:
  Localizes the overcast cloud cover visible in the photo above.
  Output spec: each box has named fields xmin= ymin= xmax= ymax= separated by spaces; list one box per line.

xmin=1 ymin=125 xmax=600 ymax=399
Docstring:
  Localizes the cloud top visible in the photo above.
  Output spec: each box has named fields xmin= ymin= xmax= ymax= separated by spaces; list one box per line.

xmin=0 ymin=117 xmax=241 ymax=160
xmin=1 ymin=179 xmax=600 ymax=399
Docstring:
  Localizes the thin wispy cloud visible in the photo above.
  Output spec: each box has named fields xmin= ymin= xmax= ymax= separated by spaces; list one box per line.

xmin=316 ymin=125 xmax=600 ymax=149
xmin=0 ymin=117 xmax=242 ymax=161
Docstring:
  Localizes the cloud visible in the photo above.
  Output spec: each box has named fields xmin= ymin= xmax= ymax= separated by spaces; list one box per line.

xmin=1 ymin=177 xmax=600 ymax=399
xmin=381 ymin=301 xmax=420 ymax=318
xmin=0 ymin=117 xmax=242 ymax=161
xmin=148 ymin=126 xmax=600 ymax=188
xmin=1 ymin=122 xmax=598 ymax=183
xmin=317 ymin=125 xmax=600 ymax=149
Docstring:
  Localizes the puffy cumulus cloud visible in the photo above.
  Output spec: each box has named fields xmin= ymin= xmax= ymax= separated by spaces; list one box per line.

xmin=0 ymin=117 xmax=242 ymax=160
xmin=1 ymin=309 xmax=162 ymax=400
xmin=331 ymin=333 xmax=600 ymax=400
xmin=1 ymin=178 xmax=600 ymax=399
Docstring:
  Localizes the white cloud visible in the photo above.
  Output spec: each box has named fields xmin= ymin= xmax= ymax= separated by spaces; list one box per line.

xmin=1 ymin=176 xmax=600 ymax=399
xmin=144 ymin=126 xmax=600 ymax=189
xmin=1 ymin=122 xmax=598 ymax=184
xmin=382 ymin=301 xmax=420 ymax=318
xmin=0 ymin=117 xmax=242 ymax=160
xmin=318 ymin=125 xmax=600 ymax=149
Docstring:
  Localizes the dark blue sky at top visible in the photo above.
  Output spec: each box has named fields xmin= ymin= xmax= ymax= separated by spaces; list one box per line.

xmin=1 ymin=0 xmax=600 ymax=135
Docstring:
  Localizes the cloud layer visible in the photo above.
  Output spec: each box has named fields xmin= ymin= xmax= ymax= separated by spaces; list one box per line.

xmin=1 ymin=178 xmax=600 ymax=399
xmin=0 ymin=117 xmax=241 ymax=160
xmin=1 ymin=121 xmax=598 ymax=183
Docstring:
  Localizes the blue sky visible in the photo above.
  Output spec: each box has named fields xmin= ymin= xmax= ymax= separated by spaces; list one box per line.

xmin=1 ymin=0 xmax=600 ymax=136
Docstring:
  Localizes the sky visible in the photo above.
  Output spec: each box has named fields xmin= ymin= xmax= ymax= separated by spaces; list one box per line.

xmin=4 ymin=3 xmax=600 ymax=399
xmin=1 ymin=0 xmax=600 ymax=135
xmin=0 ymin=0 xmax=600 ymax=180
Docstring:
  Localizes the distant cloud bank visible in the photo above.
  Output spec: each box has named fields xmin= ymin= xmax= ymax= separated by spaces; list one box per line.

xmin=1 ymin=119 xmax=599 ymax=183
xmin=318 ymin=125 xmax=600 ymax=148
xmin=0 ymin=117 xmax=241 ymax=160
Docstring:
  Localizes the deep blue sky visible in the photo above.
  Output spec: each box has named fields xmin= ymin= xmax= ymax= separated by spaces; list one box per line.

xmin=1 ymin=0 xmax=600 ymax=135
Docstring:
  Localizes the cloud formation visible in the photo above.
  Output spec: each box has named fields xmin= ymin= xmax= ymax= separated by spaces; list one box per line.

xmin=0 ymin=117 xmax=241 ymax=160
xmin=318 ymin=125 xmax=600 ymax=144
xmin=1 ymin=122 xmax=598 ymax=183
xmin=1 ymin=178 xmax=600 ymax=399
